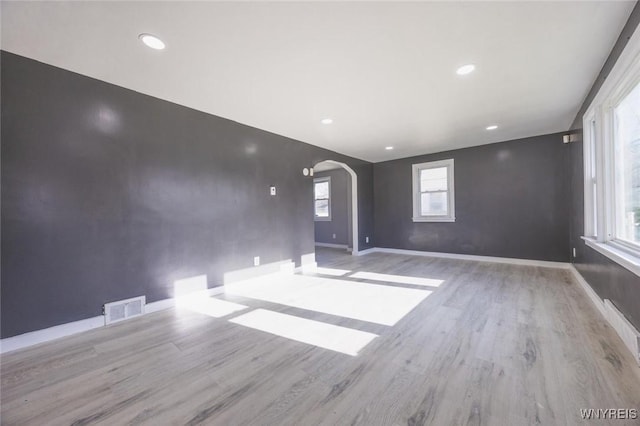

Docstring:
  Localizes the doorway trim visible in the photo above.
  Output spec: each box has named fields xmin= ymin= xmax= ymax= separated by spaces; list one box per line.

xmin=313 ymin=160 xmax=358 ymax=255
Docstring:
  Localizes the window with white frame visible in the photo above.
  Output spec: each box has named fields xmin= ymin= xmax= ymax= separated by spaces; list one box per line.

xmin=412 ymin=159 xmax=455 ymax=222
xmin=313 ymin=177 xmax=331 ymax=221
xmin=583 ymin=29 xmax=640 ymax=276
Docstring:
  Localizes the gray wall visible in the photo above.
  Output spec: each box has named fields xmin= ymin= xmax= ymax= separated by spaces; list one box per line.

xmin=374 ymin=133 xmax=570 ymax=262
xmin=568 ymin=3 xmax=640 ymax=330
xmin=314 ymin=169 xmax=351 ymax=246
xmin=0 ymin=51 xmax=374 ymax=338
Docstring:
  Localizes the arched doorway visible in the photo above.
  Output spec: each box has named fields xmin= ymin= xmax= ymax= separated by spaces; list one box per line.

xmin=312 ymin=160 xmax=358 ymax=255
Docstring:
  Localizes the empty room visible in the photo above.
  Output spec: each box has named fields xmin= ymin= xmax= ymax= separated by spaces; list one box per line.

xmin=2 ymin=1 xmax=640 ymax=425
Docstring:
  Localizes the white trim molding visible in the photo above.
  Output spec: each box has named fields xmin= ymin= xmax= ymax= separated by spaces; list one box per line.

xmin=146 ymin=287 xmax=225 ymax=314
xmin=569 ymin=265 xmax=608 ymax=318
xmin=0 ymin=287 xmax=225 ymax=354
xmin=582 ymin=237 xmax=640 ymax=278
xmin=0 ymin=316 xmax=104 ymax=354
xmin=582 ymin=21 xmax=640 ymax=276
xmin=355 ymin=247 xmax=378 ymax=256
xmin=313 ymin=160 xmax=359 ymax=255
xmin=412 ymin=158 xmax=455 ymax=223
xmin=569 ymin=266 xmax=640 ymax=366
xmin=315 ymin=242 xmax=349 ymax=250
xmin=295 ymin=262 xmax=318 ymax=274
xmin=313 ymin=175 xmax=332 ymax=222
xmin=357 ymin=247 xmax=570 ymax=269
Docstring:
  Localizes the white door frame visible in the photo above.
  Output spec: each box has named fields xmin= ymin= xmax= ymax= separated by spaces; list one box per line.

xmin=313 ymin=160 xmax=358 ymax=255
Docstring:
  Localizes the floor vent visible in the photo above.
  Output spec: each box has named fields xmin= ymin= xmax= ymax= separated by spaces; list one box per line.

xmin=104 ymin=296 xmax=146 ymax=325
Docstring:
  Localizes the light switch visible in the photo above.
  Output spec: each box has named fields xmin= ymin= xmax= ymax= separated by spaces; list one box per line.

xmin=270 ymin=186 xmax=276 ymax=196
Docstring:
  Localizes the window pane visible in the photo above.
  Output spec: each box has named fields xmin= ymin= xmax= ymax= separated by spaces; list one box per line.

xmin=420 ymin=167 xmax=448 ymax=192
xmin=315 ymin=200 xmax=329 ymax=217
xmin=314 ymin=181 xmax=329 ymax=200
xmin=421 ymin=192 xmax=448 ymax=216
xmin=592 ymin=181 xmax=598 ymax=236
xmin=614 ymin=80 xmax=640 ymax=244
xmin=590 ymin=119 xmax=598 ymax=237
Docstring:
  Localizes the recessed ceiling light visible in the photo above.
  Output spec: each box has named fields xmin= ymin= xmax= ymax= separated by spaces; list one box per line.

xmin=456 ymin=64 xmax=475 ymax=75
xmin=385 ymin=146 xmax=394 ymax=150
xmin=139 ymin=33 xmax=165 ymax=50
xmin=486 ymin=125 xmax=498 ymax=130
xmin=321 ymin=118 xmax=333 ymax=125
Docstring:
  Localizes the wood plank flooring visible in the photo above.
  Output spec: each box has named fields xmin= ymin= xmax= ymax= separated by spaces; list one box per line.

xmin=2 ymin=247 xmax=639 ymax=425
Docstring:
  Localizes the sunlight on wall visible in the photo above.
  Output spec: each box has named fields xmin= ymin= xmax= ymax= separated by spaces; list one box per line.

xmin=174 ymin=274 xmax=247 ymax=318
xmin=222 ymin=260 xmax=294 ymax=284
xmin=349 ymin=271 xmax=444 ymax=288
xmin=225 ymin=274 xmax=431 ymax=326
xmin=174 ymin=274 xmax=208 ymax=298
xmin=229 ymin=309 xmax=378 ymax=356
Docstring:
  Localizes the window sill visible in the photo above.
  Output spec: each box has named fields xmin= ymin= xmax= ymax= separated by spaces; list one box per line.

xmin=412 ymin=217 xmax=456 ymax=223
xmin=314 ymin=217 xmax=331 ymax=222
xmin=582 ymin=237 xmax=640 ymax=278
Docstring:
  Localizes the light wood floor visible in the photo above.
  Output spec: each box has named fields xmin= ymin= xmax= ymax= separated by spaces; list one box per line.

xmin=2 ymin=248 xmax=639 ymax=425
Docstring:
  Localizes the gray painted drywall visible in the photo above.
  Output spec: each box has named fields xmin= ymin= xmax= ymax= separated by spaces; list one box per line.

xmin=0 ymin=51 xmax=374 ymax=338
xmin=314 ymin=169 xmax=350 ymax=246
xmin=568 ymin=3 xmax=640 ymax=330
xmin=373 ymin=133 xmax=570 ymax=262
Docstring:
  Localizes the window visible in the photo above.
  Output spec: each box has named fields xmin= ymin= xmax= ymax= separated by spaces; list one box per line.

xmin=412 ymin=159 xmax=455 ymax=222
xmin=614 ymin=83 xmax=640 ymax=247
xmin=588 ymin=117 xmax=599 ymax=237
xmin=314 ymin=177 xmax=331 ymax=221
xmin=583 ymin=29 xmax=640 ymax=276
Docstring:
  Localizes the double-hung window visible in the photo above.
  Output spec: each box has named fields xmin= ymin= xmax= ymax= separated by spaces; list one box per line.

xmin=314 ymin=177 xmax=331 ymax=221
xmin=412 ymin=159 xmax=455 ymax=222
xmin=613 ymin=84 xmax=640 ymax=247
xmin=583 ymin=28 xmax=640 ymax=276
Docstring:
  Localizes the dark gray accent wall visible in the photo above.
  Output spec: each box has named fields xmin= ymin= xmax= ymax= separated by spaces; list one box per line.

xmin=314 ymin=169 xmax=350 ymax=246
xmin=0 ymin=51 xmax=373 ymax=338
xmin=374 ymin=133 xmax=569 ymax=262
xmin=568 ymin=3 xmax=640 ymax=330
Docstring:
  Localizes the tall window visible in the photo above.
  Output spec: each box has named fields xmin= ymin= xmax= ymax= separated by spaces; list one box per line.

xmin=583 ymin=30 xmax=640 ymax=276
xmin=614 ymin=82 xmax=640 ymax=247
xmin=412 ymin=159 xmax=455 ymax=222
xmin=314 ymin=177 xmax=331 ymax=221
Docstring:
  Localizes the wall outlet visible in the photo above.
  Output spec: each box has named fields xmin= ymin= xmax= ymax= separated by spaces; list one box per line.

xmin=366 ymin=236 xmax=369 ymax=243
xmin=269 ymin=186 xmax=276 ymax=196
xmin=254 ymin=256 xmax=260 ymax=266
xmin=332 ymin=233 xmax=336 ymax=239
xmin=572 ymin=247 xmax=576 ymax=258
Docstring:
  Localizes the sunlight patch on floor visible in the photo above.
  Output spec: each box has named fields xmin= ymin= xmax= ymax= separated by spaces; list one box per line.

xmin=225 ymin=274 xmax=431 ymax=326
xmin=349 ymin=271 xmax=444 ymax=288
xmin=229 ymin=309 xmax=378 ymax=356
xmin=314 ymin=267 xmax=351 ymax=276
xmin=176 ymin=295 xmax=248 ymax=318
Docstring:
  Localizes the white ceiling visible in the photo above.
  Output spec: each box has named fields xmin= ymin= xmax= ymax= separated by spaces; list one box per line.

xmin=1 ymin=1 xmax=635 ymax=162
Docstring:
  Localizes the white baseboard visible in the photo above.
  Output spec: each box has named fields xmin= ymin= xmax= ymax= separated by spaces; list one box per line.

xmin=568 ymin=265 xmax=607 ymax=317
xmin=0 ymin=286 xmax=226 ymax=355
xmin=604 ymin=299 xmax=640 ymax=366
xmin=315 ymin=242 xmax=349 ymax=249
xmin=295 ymin=262 xmax=318 ymax=273
xmin=145 ymin=298 xmax=176 ymax=314
xmin=0 ymin=316 xmax=104 ymax=354
xmin=360 ymin=247 xmax=570 ymax=269
xmin=355 ymin=247 xmax=377 ymax=256
xmin=223 ymin=260 xmax=296 ymax=284
xmin=569 ymin=265 xmax=640 ymax=366
xmin=145 ymin=286 xmax=225 ymax=314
